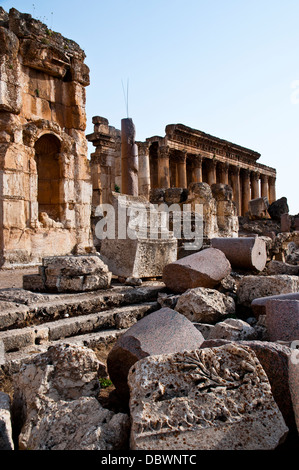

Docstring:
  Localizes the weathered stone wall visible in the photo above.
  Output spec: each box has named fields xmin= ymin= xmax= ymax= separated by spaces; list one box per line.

xmin=0 ymin=8 xmax=93 ymax=267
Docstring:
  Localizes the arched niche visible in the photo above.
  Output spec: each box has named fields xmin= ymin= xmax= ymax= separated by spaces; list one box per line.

xmin=34 ymin=133 xmax=62 ymax=222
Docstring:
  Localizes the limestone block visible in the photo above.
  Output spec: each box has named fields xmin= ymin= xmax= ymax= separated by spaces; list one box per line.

xmin=107 ymin=308 xmax=205 ymax=401
xmin=43 ymin=254 xmax=109 ymax=277
xmin=26 ymin=68 xmax=56 ymax=103
xmin=101 ymin=237 xmax=178 ymax=279
xmin=266 ymin=260 xmax=299 ymax=275
xmin=2 ymin=171 xmax=24 ymax=198
xmin=0 ymin=142 xmax=25 ymax=171
xmin=128 ymin=344 xmax=289 ymax=450
xmin=62 ymin=81 xmax=86 ymax=108
xmin=2 ymin=199 xmax=26 ymax=229
xmin=0 ymin=392 xmax=14 ymax=450
xmin=23 ymin=274 xmax=45 ymax=292
xmin=201 ymin=339 xmax=296 ymax=432
xmin=237 ymin=275 xmax=299 ymax=308
xmin=0 ymin=27 xmax=22 ymax=114
xmin=22 ymin=93 xmax=52 ymax=121
xmin=12 ymin=344 xmax=130 ymax=450
xmin=82 ymin=272 xmax=112 ymax=291
xmin=175 ymin=287 xmax=235 ymax=324
xmin=187 ymin=182 xmax=218 ymax=239
xmin=75 ymin=179 xmax=93 ymax=204
xmin=59 ymin=276 xmax=84 ymax=292
xmin=162 ymin=248 xmax=231 ymax=294
xmin=289 ymin=355 xmax=299 ymax=435
xmin=268 ymin=197 xmax=289 ymax=221
xmin=208 ymin=318 xmax=257 ymax=341
xmin=211 ymin=237 xmax=267 ymax=272
xmin=248 ymin=197 xmax=269 ymax=219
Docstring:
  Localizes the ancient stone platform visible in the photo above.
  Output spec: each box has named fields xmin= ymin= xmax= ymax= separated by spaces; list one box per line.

xmin=0 ymin=280 xmax=164 ymax=373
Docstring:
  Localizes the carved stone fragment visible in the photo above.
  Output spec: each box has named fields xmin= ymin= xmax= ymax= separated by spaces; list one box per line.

xmin=128 ymin=344 xmax=289 ymax=450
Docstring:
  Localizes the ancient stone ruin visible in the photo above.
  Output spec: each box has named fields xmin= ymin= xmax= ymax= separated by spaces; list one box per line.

xmin=0 ymin=7 xmax=299 ymax=453
xmin=0 ymin=7 xmax=93 ymax=268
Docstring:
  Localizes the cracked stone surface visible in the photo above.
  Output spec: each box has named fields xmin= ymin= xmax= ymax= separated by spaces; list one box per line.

xmin=128 ymin=343 xmax=289 ymax=450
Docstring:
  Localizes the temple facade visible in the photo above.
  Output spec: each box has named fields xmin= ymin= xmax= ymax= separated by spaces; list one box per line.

xmin=87 ymin=119 xmax=277 ymax=217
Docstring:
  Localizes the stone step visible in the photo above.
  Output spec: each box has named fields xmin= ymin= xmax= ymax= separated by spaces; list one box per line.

xmin=0 ymin=301 xmax=158 ymax=357
xmin=3 ymin=328 xmax=125 ymax=375
xmin=0 ymin=282 xmax=164 ymax=331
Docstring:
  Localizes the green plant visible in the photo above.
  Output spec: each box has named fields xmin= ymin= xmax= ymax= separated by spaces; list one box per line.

xmin=99 ymin=377 xmax=113 ymax=388
xmin=35 ymin=88 xmax=39 ymax=97
xmin=114 ymin=183 xmax=120 ymax=193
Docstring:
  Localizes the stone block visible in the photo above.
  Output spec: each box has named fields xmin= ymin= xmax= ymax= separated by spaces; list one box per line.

xmin=200 ymin=339 xmax=296 ymax=432
xmin=268 ymin=197 xmax=289 ymax=221
xmin=23 ymin=274 xmax=45 ymax=292
xmin=289 ymin=354 xmax=299 ymax=435
xmin=43 ymin=255 xmax=109 ymax=277
xmin=107 ymin=307 xmax=205 ymax=401
xmin=237 ymin=275 xmax=299 ymax=308
xmin=208 ymin=318 xmax=257 ymax=341
xmin=265 ymin=299 xmax=299 ymax=342
xmin=101 ymin=237 xmax=178 ymax=279
xmin=281 ymin=213 xmax=292 ymax=232
xmin=128 ymin=343 xmax=288 ymax=450
xmin=211 ymin=237 xmax=267 ymax=272
xmin=162 ymin=248 xmax=231 ymax=294
xmin=0 ymin=392 xmax=14 ymax=450
xmin=175 ymin=287 xmax=235 ymax=324
xmin=267 ymin=260 xmax=299 ymax=275
xmin=82 ymin=272 xmax=112 ymax=291
xmin=251 ymin=292 xmax=299 ymax=318
xmin=248 ymin=197 xmax=269 ymax=219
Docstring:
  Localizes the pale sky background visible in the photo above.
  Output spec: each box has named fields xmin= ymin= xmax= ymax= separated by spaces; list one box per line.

xmin=1 ymin=0 xmax=299 ymax=213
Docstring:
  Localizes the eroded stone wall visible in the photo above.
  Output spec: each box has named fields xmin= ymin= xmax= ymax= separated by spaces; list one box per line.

xmin=0 ymin=8 xmax=93 ymax=266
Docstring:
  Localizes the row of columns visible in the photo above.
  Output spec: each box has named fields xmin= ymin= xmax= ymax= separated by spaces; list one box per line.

xmin=139 ymin=144 xmax=276 ymax=216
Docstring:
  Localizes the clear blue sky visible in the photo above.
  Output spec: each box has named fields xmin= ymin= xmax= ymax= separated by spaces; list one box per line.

xmin=1 ymin=0 xmax=299 ymax=213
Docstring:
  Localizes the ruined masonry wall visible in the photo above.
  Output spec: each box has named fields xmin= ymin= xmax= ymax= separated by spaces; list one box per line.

xmin=0 ymin=8 xmax=93 ymax=266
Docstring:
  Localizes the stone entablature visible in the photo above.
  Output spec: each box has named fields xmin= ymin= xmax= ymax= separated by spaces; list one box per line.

xmin=0 ymin=8 xmax=93 ymax=267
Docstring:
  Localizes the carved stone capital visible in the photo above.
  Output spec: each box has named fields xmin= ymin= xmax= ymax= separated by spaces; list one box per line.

xmin=158 ymin=145 xmax=170 ymax=160
xmin=260 ymin=173 xmax=269 ymax=182
xmin=250 ymin=171 xmax=260 ymax=181
xmin=230 ymin=165 xmax=240 ymax=176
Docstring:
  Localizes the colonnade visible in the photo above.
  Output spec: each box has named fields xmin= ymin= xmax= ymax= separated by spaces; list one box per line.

xmin=138 ymin=144 xmax=277 ymax=216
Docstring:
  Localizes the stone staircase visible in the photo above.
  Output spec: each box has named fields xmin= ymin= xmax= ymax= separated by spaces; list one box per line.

xmin=0 ymin=280 xmax=165 ymax=374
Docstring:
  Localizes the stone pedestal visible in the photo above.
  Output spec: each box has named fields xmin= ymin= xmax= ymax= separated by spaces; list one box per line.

xmin=99 ymin=192 xmax=177 ymax=279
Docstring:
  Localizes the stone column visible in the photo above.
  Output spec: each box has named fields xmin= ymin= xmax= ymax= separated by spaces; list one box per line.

xmin=260 ymin=174 xmax=269 ymax=200
xmin=192 ymin=155 xmax=203 ymax=183
xmin=241 ymin=169 xmax=251 ymax=216
xmin=230 ymin=166 xmax=241 ymax=216
xmin=158 ymin=145 xmax=170 ymax=188
xmin=218 ymin=162 xmax=229 ymax=185
xmin=250 ymin=171 xmax=260 ymax=200
xmin=268 ymin=176 xmax=277 ymax=204
xmin=207 ymin=159 xmax=217 ymax=186
xmin=177 ymin=150 xmax=187 ymax=188
xmin=121 ymin=118 xmax=139 ymax=196
xmin=137 ymin=142 xmax=151 ymax=199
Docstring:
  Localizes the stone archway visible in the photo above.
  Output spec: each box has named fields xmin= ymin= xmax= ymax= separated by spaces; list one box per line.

xmin=34 ymin=133 xmax=62 ymax=222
